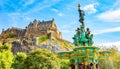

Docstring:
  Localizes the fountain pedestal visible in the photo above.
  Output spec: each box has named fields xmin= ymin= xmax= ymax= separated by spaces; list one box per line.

xmin=58 ymin=3 xmax=111 ymax=69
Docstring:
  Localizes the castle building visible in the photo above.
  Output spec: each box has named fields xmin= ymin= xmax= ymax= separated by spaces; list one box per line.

xmin=25 ymin=18 xmax=62 ymax=39
xmin=0 ymin=19 xmax=62 ymax=40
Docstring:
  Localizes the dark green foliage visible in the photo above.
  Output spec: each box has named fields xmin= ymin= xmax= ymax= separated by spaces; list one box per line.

xmin=12 ymin=52 xmax=27 ymax=69
xmin=0 ymin=43 xmax=12 ymax=51
xmin=0 ymin=43 xmax=11 ymax=52
xmin=9 ymin=33 xmax=15 ymax=38
xmin=23 ymin=49 xmax=60 ymax=69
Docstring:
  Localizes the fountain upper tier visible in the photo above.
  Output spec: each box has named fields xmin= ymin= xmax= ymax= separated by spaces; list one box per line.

xmin=73 ymin=4 xmax=94 ymax=47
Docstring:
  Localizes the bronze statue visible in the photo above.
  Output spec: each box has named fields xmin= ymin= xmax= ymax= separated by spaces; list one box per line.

xmin=85 ymin=28 xmax=94 ymax=46
xmin=78 ymin=4 xmax=85 ymax=25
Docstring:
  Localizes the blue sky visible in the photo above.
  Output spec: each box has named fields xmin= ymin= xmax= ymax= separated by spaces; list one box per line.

xmin=0 ymin=0 xmax=120 ymax=50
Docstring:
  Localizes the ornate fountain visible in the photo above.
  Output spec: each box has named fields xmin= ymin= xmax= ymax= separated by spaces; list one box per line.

xmin=58 ymin=4 xmax=111 ymax=69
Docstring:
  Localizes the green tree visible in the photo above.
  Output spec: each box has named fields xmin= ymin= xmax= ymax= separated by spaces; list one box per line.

xmin=23 ymin=49 xmax=60 ymax=69
xmin=0 ymin=43 xmax=13 ymax=69
xmin=108 ymin=47 xmax=120 ymax=69
xmin=99 ymin=47 xmax=120 ymax=69
xmin=12 ymin=52 xmax=27 ymax=69
xmin=99 ymin=58 xmax=114 ymax=69
xmin=60 ymin=59 xmax=70 ymax=69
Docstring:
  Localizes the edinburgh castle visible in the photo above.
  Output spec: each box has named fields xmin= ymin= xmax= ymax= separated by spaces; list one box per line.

xmin=0 ymin=18 xmax=62 ymax=40
xmin=0 ymin=18 xmax=64 ymax=54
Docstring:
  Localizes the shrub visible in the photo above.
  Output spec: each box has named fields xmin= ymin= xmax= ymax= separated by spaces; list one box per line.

xmin=9 ymin=33 xmax=15 ymax=38
xmin=38 ymin=35 xmax=48 ymax=42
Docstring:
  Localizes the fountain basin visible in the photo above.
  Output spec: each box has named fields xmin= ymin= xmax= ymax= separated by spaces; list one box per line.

xmin=58 ymin=46 xmax=100 ymax=60
xmin=99 ymin=51 xmax=111 ymax=59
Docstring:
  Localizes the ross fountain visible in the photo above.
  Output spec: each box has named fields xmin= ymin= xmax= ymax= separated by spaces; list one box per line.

xmin=58 ymin=3 xmax=111 ymax=69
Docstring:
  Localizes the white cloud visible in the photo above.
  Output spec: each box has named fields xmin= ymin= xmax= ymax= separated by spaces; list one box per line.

xmin=51 ymin=8 xmax=58 ymax=12
xmin=98 ymin=9 xmax=120 ymax=22
xmin=101 ymin=41 xmax=120 ymax=46
xmin=58 ymin=12 xmax=64 ymax=16
xmin=111 ymin=0 xmax=120 ymax=10
xmin=23 ymin=0 xmax=61 ymax=15
xmin=82 ymin=2 xmax=99 ymax=14
xmin=97 ymin=0 xmax=120 ymax=22
xmin=23 ymin=17 xmax=31 ymax=21
xmin=24 ymin=0 xmax=35 ymax=6
xmin=51 ymin=8 xmax=65 ymax=17
xmin=96 ymin=41 xmax=120 ymax=51
xmin=94 ymin=27 xmax=120 ymax=35
xmin=8 ymin=12 xmax=20 ymax=16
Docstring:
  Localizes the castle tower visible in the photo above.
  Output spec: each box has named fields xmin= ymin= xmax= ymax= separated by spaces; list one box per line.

xmin=33 ymin=19 xmax=39 ymax=28
xmin=51 ymin=18 xmax=56 ymax=29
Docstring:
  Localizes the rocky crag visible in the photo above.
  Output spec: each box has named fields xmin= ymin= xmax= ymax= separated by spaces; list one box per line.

xmin=0 ymin=19 xmax=73 ymax=54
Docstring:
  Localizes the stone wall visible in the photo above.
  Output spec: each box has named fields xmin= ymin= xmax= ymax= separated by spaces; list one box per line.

xmin=1 ymin=27 xmax=26 ymax=39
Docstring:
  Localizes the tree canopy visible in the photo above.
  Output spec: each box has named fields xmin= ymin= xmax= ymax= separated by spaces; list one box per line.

xmin=0 ymin=43 xmax=13 ymax=69
xmin=23 ymin=49 xmax=60 ymax=69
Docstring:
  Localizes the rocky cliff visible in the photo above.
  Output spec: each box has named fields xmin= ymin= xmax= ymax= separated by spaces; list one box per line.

xmin=10 ymin=38 xmax=73 ymax=54
xmin=0 ymin=19 xmax=73 ymax=54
